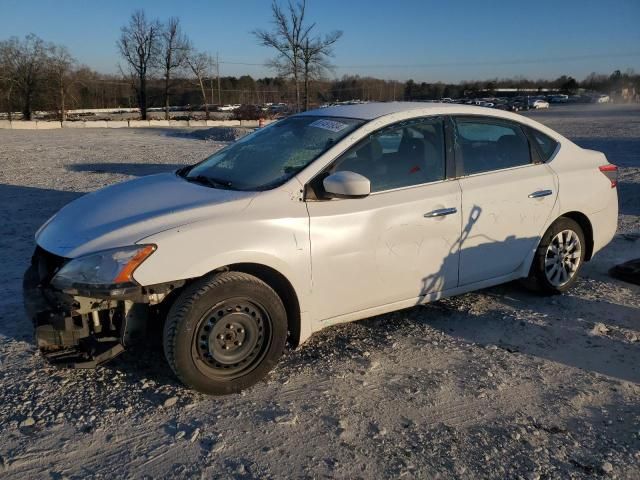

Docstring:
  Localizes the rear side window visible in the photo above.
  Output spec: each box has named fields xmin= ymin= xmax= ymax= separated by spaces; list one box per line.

xmin=454 ymin=118 xmax=532 ymax=175
xmin=529 ymin=128 xmax=559 ymax=162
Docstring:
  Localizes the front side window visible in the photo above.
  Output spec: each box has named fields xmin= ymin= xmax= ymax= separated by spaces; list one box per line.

xmin=329 ymin=117 xmax=446 ymax=193
xmin=454 ymin=118 xmax=532 ymax=175
xmin=184 ymin=116 xmax=364 ymax=190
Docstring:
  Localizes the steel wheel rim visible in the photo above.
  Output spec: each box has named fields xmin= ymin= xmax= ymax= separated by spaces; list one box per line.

xmin=544 ymin=229 xmax=582 ymax=287
xmin=192 ymin=297 xmax=272 ymax=380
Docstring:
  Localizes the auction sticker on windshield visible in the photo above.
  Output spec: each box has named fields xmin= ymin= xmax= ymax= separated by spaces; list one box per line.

xmin=309 ymin=119 xmax=349 ymax=133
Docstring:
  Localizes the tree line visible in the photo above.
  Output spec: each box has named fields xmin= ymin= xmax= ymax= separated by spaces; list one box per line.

xmin=1 ymin=0 xmax=639 ymax=121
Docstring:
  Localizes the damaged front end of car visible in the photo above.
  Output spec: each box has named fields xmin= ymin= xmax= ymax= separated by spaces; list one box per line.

xmin=23 ymin=245 xmax=183 ymax=368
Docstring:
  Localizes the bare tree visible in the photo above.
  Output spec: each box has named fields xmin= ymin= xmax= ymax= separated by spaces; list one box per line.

xmin=253 ymin=1 xmax=314 ymax=112
xmin=48 ymin=45 xmax=76 ymax=121
xmin=0 ymin=34 xmax=50 ymax=120
xmin=117 ymin=10 xmax=161 ymax=120
xmin=185 ymin=49 xmax=213 ymax=120
xmin=160 ymin=17 xmax=189 ymax=120
xmin=300 ymin=31 xmax=342 ymax=110
xmin=0 ymin=43 xmax=15 ymax=120
xmin=0 ymin=78 xmax=14 ymax=121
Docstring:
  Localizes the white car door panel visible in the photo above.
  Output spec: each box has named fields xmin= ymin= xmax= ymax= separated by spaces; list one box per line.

xmin=458 ymin=164 xmax=557 ymax=285
xmin=307 ymin=180 xmax=462 ymax=322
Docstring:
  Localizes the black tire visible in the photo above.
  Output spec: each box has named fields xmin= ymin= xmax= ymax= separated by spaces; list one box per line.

xmin=163 ymin=271 xmax=287 ymax=395
xmin=524 ymin=217 xmax=586 ymax=295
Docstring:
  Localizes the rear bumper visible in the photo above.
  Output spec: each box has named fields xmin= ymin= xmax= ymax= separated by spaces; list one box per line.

xmin=590 ymin=190 xmax=619 ymax=256
xmin=23 ymin=265 xmax=125 ymax=368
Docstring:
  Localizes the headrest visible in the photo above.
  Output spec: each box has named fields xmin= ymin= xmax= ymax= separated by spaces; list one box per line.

xmin=496 ymin=134 xmax=521 ymax=150
xmin=356 ymin=137 xmax=383 ymax=161
xmin=399 ymin=138 xmax=424 ymax=157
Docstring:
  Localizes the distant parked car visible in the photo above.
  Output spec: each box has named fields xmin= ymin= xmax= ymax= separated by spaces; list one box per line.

xmin=233 ymin=104 xmax=262 ymax=120
xmin=218 ymin=104 xmax=241 ymax=112
xmin=269 ymin=103 xmax=289 ymax=113
xmin=507 ymin=101 xmax=527 ymax=112
xmin=549 ymin=95 xmax=569 ymax=103
xmin=24 ymin=102 xmax=618 ymax=394
xmin=530 ymin=99 xmax=550 ymax=109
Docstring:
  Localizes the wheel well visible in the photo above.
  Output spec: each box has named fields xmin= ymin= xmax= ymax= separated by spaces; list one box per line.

xmin=227 ymin=263 xmax=302 ymax=347
xmin=560 ymin=211 xmax=594 ymax=260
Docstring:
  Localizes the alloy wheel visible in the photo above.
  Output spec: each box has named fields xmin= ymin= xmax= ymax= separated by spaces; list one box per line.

xmin=544 ymin=229 xmax=582 ymax=287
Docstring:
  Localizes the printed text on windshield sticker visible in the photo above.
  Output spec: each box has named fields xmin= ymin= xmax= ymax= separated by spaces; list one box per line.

xmin=309 ymin=119 xmax=349 ymax=133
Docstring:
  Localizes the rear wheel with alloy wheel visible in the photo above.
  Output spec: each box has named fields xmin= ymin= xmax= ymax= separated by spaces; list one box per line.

xmin=163 ymin=272 xmax=288 ymax=395
xmin=526 ymin=217 xmax=586 ymax=295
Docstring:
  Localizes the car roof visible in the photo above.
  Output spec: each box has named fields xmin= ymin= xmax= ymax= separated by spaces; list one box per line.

xmin=299 ymin=102 xmax=434 ymax=120
xmin=296 ymin=101 xmax=503 ymax=120
xmin=293 ymin=101 xmax=569 ymax=144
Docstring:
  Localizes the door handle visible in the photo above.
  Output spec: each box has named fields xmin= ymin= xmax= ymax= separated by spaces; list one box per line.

xmin=424 ymin=207 xmax=457 ymax=218
xmin=528 ymin=189 xmax=553 ymax=199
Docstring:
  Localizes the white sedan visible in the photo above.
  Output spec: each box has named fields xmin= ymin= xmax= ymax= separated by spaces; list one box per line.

xmin=530 ymin=99 xmax=550 ymax=109
xmin=24 ymin=102 xmax=618 ymax=394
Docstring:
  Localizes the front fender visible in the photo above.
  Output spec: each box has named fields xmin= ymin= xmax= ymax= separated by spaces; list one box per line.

xmin=132 ymin=204 xmax=312 ymax=314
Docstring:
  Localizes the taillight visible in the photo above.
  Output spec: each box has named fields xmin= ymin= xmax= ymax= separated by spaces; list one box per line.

xmin=599 ymin=164 xmax=618 ymax=188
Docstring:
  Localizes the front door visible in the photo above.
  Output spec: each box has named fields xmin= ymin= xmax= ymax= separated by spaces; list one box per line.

xmin=306 ymin=117 xmax=462 ymax=322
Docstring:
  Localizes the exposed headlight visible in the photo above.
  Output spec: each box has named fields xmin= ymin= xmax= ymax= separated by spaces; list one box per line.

xmin=51 ymin=244 xmax=156 ymax=292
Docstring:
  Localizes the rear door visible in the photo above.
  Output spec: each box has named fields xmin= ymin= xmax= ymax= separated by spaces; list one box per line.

xmin=452 ymin=116 xmax=558 ymax=285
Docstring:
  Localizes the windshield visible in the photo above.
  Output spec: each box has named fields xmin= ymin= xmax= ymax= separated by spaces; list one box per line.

xmin=183 ymin=116 xmax=364 ymax=190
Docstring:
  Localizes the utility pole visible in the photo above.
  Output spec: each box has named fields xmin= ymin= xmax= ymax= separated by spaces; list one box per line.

xmin=216 ymin=52 xmax=221 ymax=106
xmin=209 ymin=56 xmax=214 ymax=107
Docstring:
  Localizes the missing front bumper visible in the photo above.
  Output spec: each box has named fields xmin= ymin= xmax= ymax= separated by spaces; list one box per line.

xmin=23 ymin=265 xmax=132 ymax=368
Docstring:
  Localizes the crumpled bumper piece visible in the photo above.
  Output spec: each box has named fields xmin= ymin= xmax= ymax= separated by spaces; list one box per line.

xmin=610 ymin=259 xmax=640 ymax=286
xmin=37 ymin=342 xmax=125 ymax=369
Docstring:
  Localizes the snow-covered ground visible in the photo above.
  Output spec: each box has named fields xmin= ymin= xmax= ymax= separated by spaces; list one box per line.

xmin=0 ymin=105 xmax=638 ymax=479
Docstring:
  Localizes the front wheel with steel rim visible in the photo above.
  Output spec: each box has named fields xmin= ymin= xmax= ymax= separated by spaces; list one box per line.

xmin=525 ymin=217 xmax=586 ymax=295
xmin=163 ymin=272 xmax=288 ymax=395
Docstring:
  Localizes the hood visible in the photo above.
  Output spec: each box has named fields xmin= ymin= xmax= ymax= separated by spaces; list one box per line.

xmin=36 ymin=173 xmax=256 ymax=258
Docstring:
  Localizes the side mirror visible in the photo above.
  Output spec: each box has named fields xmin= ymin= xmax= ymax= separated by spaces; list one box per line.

xmin=323 ymin=171 xmax=370 ymax=198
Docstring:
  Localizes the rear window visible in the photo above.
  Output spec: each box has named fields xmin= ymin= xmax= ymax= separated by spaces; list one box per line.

xmin=529 ymin=128 xmax=559 ymax=162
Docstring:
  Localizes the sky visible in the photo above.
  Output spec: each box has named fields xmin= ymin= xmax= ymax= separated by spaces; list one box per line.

xmin=1 ymin=0 xmax=639 ymax=83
